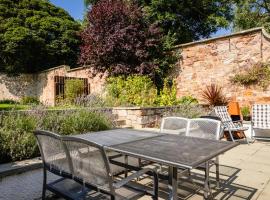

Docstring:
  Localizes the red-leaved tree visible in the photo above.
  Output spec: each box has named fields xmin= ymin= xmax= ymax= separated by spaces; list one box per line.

xmin=79 ymin=0 xmax=163 ymax=76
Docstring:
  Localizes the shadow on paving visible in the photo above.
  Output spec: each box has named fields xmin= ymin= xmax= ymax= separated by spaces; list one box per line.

xmin=0 ymin=164 xmax=257 ymax=200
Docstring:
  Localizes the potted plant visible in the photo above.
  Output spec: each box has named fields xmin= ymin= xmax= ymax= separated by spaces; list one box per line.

xmin=241 ymin=106 xmax=251 ymax=121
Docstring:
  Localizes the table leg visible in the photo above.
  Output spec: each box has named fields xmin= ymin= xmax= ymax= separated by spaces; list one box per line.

xmin=168 ymin=166 xmax=178 ymax=200
xmin=204 ymin=161 xmax=213 ymax=200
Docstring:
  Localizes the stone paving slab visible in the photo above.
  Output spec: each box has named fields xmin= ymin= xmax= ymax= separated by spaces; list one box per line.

xmin=0 ymin=141 xmax=270 ymax=200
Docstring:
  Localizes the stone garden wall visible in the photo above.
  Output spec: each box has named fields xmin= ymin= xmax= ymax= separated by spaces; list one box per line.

xmin=0 ymin=73 xmax=38 ymax=101
xmin=1 ymin=27 xmax=270 ymax=106
xmin=36 ymin=65 xmax=106 ymax=106
xmin=0 ymin=65 xmax=106 ymax=105
xmin=174 ymin=27 xmax=270 ymax=106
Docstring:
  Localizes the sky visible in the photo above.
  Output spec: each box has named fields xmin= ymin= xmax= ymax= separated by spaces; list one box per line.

xmin=50 ymin=0 xmax=231 ymax=37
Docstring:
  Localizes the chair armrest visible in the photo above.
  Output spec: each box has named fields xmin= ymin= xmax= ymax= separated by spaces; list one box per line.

xmin=113 ymin=168 xmax=157 ymax=189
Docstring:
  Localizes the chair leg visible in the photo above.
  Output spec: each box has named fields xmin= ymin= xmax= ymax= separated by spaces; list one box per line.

xmin=42 ymin=168 xmax=47 ymax=200
xmin=228 ymin=130 xmax=235 ymax=142
xmin=110 ymin=195 xmax=115 ymax=200
xmin=152 ymin=171 xmax=159 ymax=200
xmin=215 ymin=157 xmax=220 ymax=189
xmin=124 ymin=155 xmax=128 ymax=178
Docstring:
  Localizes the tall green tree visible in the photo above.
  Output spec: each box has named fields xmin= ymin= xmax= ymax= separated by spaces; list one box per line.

xmin=0 ymin=0 xmax=81 ymax=74
xmin=137 ymin=0 xmax=234 ymax=44
xmin=84 ymin=0 xmax=234 ymax=44
xmin=234 ymin=0 xmax=270 ymax=32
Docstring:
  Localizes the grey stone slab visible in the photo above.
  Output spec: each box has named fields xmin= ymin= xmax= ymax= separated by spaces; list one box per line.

xmin=0 ymin=157 xmax=42 ymax=178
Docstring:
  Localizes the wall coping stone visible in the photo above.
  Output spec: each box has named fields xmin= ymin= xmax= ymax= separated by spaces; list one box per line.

xmin=173 ymin=27 xmax=267 ymax=49
xmin=40 ymin=65 xmax=70 ymax=73
xmin=112 ymin=105 xmax=192 ymax=110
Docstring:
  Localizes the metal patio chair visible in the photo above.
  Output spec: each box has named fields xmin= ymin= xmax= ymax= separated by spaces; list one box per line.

xmin=62 ymin=135 xmax=159 ymax=200
xmin=186 ymin=118 xmax=222 ymax=188
xmin=214 ymin=106 xmax=249 ymax=143
xmin=251 ymin=104 xmax=270 ymax=140
xmin=160 ymin=116 xmax=189 ymax=135
xmin=34 ymin=130 xmax=79 ymax=200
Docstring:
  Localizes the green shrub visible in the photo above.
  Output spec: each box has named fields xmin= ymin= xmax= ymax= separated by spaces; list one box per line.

xmin=0 ymin=99 xmax=19 ymax=104
xmin=40 ymin=110 xmax=112 ymax=135
xmin=106 ymin=76 xmax=157 ymax=106
xmin=21 ymin=96 xmax=40 ymax=105
xmin=241 ymin=106 xmax=250 ymax=117
xmin=178 ymin=96 xmax=198 ymax=105
xmin=232 ymin=62 xmax=270 ymax=90
xmin=65 ymin=79 xmax=85 ymax=103
xmin=0 ymin=109 xmax=113 ymax=163
xmin=157 ymin=79 xmax=178 ymax=106
xmin=165 ymin=105 xmax=208 ymax=118
xmin=0 ymin=113 xmax=38 ymax=162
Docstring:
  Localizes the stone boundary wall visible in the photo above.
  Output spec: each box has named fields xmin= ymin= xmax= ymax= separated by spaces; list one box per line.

xmin=0 ymin=74 xmax=38 ymax=101
xmin=37 ymin=65 xmax=106 ymax=106
xmin=1 ymin=27 xmax=270 ymax=107
xmin=0 ymin=66 xmax=106 ymax=106
xmin=174 ymin=27 xmax=270 ymax=107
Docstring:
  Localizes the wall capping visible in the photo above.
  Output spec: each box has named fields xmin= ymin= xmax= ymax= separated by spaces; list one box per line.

xmin=173 ymin=27 xmax=265 ymax=49
xmin=40 ymin=65 xmax=70 ymax=73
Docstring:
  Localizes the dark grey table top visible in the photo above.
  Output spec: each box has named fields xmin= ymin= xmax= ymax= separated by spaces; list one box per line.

xmin=108 ymin=134 xmax=238 ymax=169
xmin=73 ymin=129 xmax=161 ymax=146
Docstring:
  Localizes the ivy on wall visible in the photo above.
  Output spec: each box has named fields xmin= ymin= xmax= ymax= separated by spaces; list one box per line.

xmin=231 ymin=62 xmax=270 ymax=90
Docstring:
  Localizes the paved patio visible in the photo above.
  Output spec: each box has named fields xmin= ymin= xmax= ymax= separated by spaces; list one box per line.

xmin=0 ymin=140 xmax=269 ymax=200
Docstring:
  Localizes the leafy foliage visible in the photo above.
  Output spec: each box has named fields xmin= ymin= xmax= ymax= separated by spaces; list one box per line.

xmin=232 ymin=62 xmax=270 ymax=89
xmin=21 ymin=96 xmax=40 ymax=105
xmin=233 ymin=0 xmax=270 ymax=32
xmin=201 ymin=84 xmax=228 ymax=106
xmin=0 ymin=113 xmax=38 ymax=162
xmin=79 ymin=0 xmax=174 ymax=83
xmin=106 ymin=75 xmax=157 ymax=106
xmin=165 ymin=105 xmax=208 ymax=119
xmin=137 ymin=0 xmax=234 ymax=44
xmin=0 ymin=109 xmax=113 ymax=162
xmin=157 ymin=79 xmax=178 ymax=106
xmin=0 ymin=0 xmax=81 ymax=73
xmin=0 ymin=99 xmax=19 ymax=104
xmin=241 ymin=106 xmax=250 ymax=117
xmin=84 ymin=0 xmax=234 ymax=44
xmin=178 ymin=96 xmax=199 ymax=105
xmin=65 ymin=79 xmax=85 ymax=103
xmin=105 ymin=76 xmax=198 ymax=107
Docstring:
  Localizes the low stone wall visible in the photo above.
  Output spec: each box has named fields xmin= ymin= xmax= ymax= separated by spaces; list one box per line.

xmin=112 ymin=106 xmax=199 ymax=128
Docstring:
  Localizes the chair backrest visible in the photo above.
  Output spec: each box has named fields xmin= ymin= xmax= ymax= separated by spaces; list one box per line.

xmin=33 ymin=130 xmax=71 ymax=174
xmin=252 ymin=104 xmax=270 ymax=129
xmin=61 ymin=136 xmax=114 ymax=193
xmin=160 ymin=117 xmax=189 ymax=135
xmin=186 ymin=118 xmax=222 ymax=140
xmin=214 ymin=106 xmax=236 ymax=129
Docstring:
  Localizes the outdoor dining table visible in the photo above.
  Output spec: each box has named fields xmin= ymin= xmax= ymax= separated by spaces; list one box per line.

xmin=74 ymin=128 xmax=238 ymax=200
